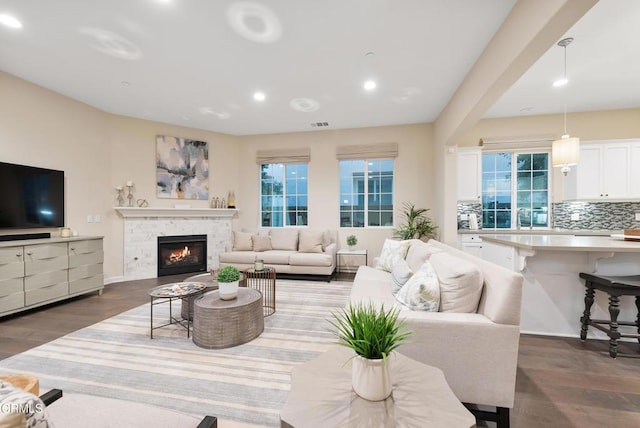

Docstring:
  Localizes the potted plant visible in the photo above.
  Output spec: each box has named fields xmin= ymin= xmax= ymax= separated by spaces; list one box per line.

xmin=216 ymin=266 xmax=241 ymax=300
xmin=393 ymin=202 xmax=438 ymax=241
xmin=346 ymin=234 xmax=358 ymax=249
xmin=329 ymin=303 xmax=411 ymax=401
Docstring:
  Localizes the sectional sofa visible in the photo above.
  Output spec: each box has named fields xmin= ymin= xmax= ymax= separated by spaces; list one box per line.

xmin=219 ymin=229 xmax=337 ymax=280
xmin=350 ymin=238 xmax=523 ymax=427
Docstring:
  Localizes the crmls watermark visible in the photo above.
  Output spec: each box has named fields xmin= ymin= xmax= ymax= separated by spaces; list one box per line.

xmin=0 ymin=401 xmax=45 ymax=414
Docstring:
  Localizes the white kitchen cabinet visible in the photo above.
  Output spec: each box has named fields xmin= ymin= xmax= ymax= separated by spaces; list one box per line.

xmin=564 ymin=140 xmax=635 ymax=200
xmin=457 ymin=234 xmax=483 ymax=257
xmin=0 ymin=236 xmax=104 ymax=317
xmin=630 ymin=142 xmax=640 ymax=199
xmin=457 ymin=147 xmax=482 ymax=201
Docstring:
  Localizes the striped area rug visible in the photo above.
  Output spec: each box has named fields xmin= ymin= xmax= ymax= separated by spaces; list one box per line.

xmin=0 ymin=280 xmax=353 ymax=427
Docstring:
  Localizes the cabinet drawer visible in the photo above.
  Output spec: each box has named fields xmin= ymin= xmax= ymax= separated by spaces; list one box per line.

xmin=69 ymin=239 xmax=102 ymax=254
xmin=24 ymin=243 xmax=68 ymax=260
xmin=0 ymin=278 xmax=23 ymax=298
xmin=69 ymin=263 xmax=103 ymax=282
xmin=25 ymin=255 xmax=68 ymax=276
xmin=69 ymin=275 xmax=103 ymax=294
xmin=0 ymin=247 xmax=24 ymax=264
xmin=460 ymin=234 xmax=482 ymax=243
xmin=25 ymin=282 xmax=68 ymax=306
xmin=24 ymin=270 xmax=68 ymax=291
xmin=0 ymin=292 xmax=24 ymax=313
xmin=69 ymin=251 xmax=103 ymax=269
xmin=0 ymin=261 xmax=24 ymax=280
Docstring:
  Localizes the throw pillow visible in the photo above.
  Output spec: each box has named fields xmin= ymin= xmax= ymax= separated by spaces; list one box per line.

xmin=232 ymin=231 xmax=253 ymax=251
xmin=390 ymin=259 xmax=413 ymax=295
xmin=269 ymin=229 xmax=299 ymax=251
xmin=405 ymin=240 xmax=444 ymax=273
xmin=298 ymin=230 xmax=324 ymax=253
xmin=429 ymin=252 xmax=483 ymax=313
xmin=252 ymin=235 xmax=272 ymax=252
xmin=0 ymin=381 xmax=51 ymax=428
xmin=395 ymin=260 xmax=440 ymax=311
xmin=375 ymin=239 xmax=411 ymax=272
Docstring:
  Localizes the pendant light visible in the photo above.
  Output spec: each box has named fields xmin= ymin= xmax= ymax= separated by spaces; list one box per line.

xmin=552 ymin=37 xmax=579 ymax=176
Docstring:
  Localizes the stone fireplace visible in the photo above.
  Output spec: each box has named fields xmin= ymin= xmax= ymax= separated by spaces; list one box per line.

xmin=157 ymin=234 xmax=207 ymax=277
xmin=116 ymin=207 xmax=235 ymax=280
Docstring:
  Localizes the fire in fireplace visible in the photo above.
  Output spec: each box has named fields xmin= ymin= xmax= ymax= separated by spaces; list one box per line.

xmin=157 ymin=235 xmax=207 ymax=277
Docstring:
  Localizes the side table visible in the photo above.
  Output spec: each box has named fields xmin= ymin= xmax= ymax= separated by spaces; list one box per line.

xmin=193 ymin=288 xmax=264 ymax=349
xmin=336 ymin=249 xmax=368 ymax=274
xmin=243 ymin=266 xmax=276 ymax=316
xmin=280 ymin=346 xmax=475 ymax=427
xmin=148 ymin=282 xmax=207 ymax=339
xmin=180 ymin=273 xmax=220 ymax=321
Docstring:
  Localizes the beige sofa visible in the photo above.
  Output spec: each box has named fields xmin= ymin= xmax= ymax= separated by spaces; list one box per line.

xmin=219 ymin=228 xmax=337 ymax=280
xmin=350 ymin=239 xmax=523 ymax=427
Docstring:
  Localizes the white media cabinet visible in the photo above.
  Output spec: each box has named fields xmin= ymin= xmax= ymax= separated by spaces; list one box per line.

xmin=0 ymin=236 xmax=104 ymax=317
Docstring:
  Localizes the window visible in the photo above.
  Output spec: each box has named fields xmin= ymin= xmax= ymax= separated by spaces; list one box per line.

xmin=482 ymin=152 xmax=550 ymax=229
xmin=339 ymin=159 xmax=393 ymax=227
xmin=260 ymin=163 xmax=308 ymax=227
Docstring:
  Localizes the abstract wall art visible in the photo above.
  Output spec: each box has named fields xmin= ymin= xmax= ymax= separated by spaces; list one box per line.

xmin=156 ymin=135 xmax=209 ymax=199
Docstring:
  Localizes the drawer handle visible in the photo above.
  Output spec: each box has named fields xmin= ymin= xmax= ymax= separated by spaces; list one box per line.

xmin=70 ymin=248 xmax=75 ymax=251
xmin=26 ymin=251 xmax=33 ymax=256
xmin=16 ymin=253 xmax=22 ymax=257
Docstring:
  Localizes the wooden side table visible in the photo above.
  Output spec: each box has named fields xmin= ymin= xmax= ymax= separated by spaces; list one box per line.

xmin=243 ymin=266 xmax=276 ymax=316
xmin=280 ymin=346 xmax=475 ymax=427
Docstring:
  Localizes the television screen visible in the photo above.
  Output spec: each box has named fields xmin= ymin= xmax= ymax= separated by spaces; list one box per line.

xmin=0 ymin=162 xmax=65 ymax=229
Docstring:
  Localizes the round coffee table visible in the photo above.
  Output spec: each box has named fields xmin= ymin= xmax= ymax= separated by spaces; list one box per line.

xmin=192 ymin=288 xmax=264 ymax=349
xmin=180 ymin=273 xmax=220 ymax=320
xmin=280 ymin=346 xmax=475 ymax=427
xmin=148 ymin=282 xmax=207 ymax=339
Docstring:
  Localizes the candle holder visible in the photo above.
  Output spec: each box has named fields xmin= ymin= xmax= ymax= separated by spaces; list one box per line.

xmin=126 ymin=183 xmax=134 ymax=207
xmin=116 ymin=187 xmax=125 ymax=207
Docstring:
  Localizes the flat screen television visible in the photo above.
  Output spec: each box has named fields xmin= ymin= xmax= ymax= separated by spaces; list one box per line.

xmin=0 ymin=161 xmax=65 ymax=229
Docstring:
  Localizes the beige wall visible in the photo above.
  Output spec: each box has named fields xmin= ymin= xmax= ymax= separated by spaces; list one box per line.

xmin=237 ymin=124 xmax=435 ymax=259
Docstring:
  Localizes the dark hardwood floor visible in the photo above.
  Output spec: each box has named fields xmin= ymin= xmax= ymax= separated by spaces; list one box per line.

xmin=1 ymin=274 xmax=639 ymax=427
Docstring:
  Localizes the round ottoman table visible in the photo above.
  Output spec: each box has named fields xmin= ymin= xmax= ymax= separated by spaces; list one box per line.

xmin=193 ymin=288 xmax=264 ymax=349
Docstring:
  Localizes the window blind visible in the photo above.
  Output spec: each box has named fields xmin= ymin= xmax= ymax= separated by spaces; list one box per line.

xmin=255 ymin=148 xmax=310 ymax=164
xmin=336 ymin=142 xmax=398 ymax=160
xmin=480 ymin=135 xmax=555 ymax=151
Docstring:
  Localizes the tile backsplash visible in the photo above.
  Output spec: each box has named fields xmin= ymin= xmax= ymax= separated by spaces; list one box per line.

xmin=458 ymin=201 xmax=640 ymax=231
xmin=552 ymin=201 xmax=640 ymax=230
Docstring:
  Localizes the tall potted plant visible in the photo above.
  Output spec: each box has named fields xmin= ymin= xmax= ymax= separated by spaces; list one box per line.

xmin=216 ymin=266 xmax=241 ymax=300
xmin=329 ymin=303 xmax=411 ymax=401
xmin=393 ymin=202 xmax=438 ymax=240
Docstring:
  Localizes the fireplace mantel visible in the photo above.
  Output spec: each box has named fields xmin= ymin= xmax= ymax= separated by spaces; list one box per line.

xmin=114 ymin=207 xmax=237 ymax=218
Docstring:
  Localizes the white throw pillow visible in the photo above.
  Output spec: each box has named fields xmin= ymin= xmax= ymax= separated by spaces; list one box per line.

xmin=252 ymin=235 xmax=272 ymax=252
xmin=395 ymin=261 xmax=440 ymax=311
xmin=390 ymin=259 xmax=413 ymax=295
xmin=429 ymin=252 xmax=483 ymax=313
xmin=269 ymin=229 xmax=299 ymax=251
xmin=232 ymin=231 xmax=253 ymax=251
xmin=298 ymin=230 xmax=324 ymax=253
xmin=375 ymin=239 xmax=411 ymax=272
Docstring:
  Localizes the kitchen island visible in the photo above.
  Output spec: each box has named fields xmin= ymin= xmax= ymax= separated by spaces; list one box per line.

xmin=480 ymin=234 xmax=640 ymax=340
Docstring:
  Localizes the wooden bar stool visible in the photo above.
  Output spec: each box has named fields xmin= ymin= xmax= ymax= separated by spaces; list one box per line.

xmin=578 ymin=273 xmax=640 ymax=358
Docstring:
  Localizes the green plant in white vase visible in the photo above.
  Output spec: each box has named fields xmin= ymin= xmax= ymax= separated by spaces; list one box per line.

xmin=329 ymin=303 xmax=411 ymax=401
xmin=346 ymin=235 xmax=358 ymax=249
xmin=217 ymin=266 xmax=241 ymax=300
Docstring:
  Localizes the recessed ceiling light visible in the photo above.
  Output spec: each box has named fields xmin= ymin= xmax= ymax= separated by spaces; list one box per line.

xmin=520 ymin=107 xmax=533 ymax=113
xmin=290 ymin=97 xmax=319 ymax=112
xmin=0 ymin=14 xmax=23 ymax=29
xmin=226 ymin=2 xmax=282 ymax=44
xmin=364 ymin=80 xmax=377 ymax=91
xmin=253 ymin=92 xmax=266 ymax=101
xmin=120 ymin=81 xmax=131 ymax=87
xmin=553 ymin=77 xmax=568 ymax=87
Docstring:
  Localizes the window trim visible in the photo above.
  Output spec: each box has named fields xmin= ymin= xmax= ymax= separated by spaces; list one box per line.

xmin=259 ymin=162 xmax=308 ymax=228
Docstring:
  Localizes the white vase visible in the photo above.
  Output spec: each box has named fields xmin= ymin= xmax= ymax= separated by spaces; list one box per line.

xmin=351 ymin=354 xmax=392 ymax=401
xmin=218 ymin=280 xmax=239 ymax=300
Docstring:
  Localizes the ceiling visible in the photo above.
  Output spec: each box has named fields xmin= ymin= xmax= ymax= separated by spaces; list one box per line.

xmin=0 ymin=1 xmax=638 ymax=136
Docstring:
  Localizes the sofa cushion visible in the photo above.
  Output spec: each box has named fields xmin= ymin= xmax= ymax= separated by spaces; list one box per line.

xmin=298 ymin=230 xmax=324 ymax=253
xmin=429 ymin=252 xmax=483 ymax=313
xmin=289 ymin=252 xmax=333 ymax=267
xmin=375 ymin=239 xmax=411 ymax=272
xmin=269 ymin=229 xmax=299 ymax=251
xmin=219 ymin=251 xmax=257 ymax=264
xmin=405 ymin=240 xmax=444 ymax=273
xmin=252 ymin=235 xmax=272 ymax=252
xmin=391 ymin=259 xmax=413 ymax=294
xmin=232 ymin=231 xmax=253 ymax=251
xmin=260 ymin=250 xmax=295 ymax=265
xmin=395 ymin=261 xmax=440 ymax=311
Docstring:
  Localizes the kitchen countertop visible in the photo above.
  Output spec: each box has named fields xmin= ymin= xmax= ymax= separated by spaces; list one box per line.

xmin=458 ymin=229 xmax=620 ymax=236
xmin=481 ymin=234 xmax=640 ymax=252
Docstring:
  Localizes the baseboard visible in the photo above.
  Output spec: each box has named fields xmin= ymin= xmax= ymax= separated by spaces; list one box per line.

xmin=104 ymin=275 xmax=125 ymax=284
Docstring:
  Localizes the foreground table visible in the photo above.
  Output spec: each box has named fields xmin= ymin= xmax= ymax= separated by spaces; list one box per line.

xmin=148 ymin=282 xmax=206 ymax=339
xmin=280 ymin=346 xmax=475 ymax=427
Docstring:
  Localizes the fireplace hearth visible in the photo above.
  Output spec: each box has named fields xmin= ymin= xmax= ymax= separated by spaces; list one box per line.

xmin=157 ymin=235 xmax=207 ymax=277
